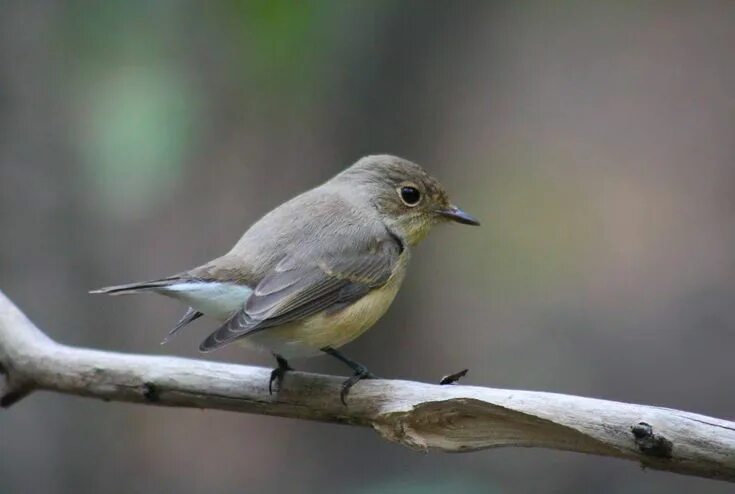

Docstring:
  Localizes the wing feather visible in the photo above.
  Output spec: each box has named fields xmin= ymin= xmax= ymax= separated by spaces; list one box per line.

xmin=199 ymin=235 xmax=401 ymax=352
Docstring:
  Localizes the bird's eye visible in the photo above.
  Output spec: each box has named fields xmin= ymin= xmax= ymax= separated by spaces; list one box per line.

xmin=398 ymin=186 xmax=421 ymax=206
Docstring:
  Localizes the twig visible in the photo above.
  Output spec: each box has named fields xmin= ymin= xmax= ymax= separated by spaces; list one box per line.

xmin=0 ymin=289 xmax=733 ymax=482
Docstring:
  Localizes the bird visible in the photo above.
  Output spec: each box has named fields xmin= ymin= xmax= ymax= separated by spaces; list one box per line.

xmin=91 ymin=155 xmax=480 ymax=403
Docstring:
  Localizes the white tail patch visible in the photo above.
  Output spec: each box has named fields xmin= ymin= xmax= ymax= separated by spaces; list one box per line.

xmin=162 ymin=282 xmax=253 ymax=320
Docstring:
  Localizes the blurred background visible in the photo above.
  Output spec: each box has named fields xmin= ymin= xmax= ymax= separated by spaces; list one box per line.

xmin=1 ymin=1 xmax=734 ymax=493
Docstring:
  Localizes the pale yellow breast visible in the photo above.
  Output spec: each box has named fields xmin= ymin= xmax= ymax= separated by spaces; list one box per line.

xmin=242 ymin=252 xmax=409 ymax=359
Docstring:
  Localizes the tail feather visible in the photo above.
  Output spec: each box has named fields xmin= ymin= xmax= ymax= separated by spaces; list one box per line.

xmin=161 ymin=307 xmax=203 ymax=344
xmin=90 ymin=278 xmax=177 ymax=296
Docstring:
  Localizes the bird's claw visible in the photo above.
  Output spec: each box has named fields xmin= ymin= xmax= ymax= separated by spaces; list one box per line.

xmin=340 ymin=368 xmax=376 ymax=405
xmin=269 ymin=355 xmax=293 ymax=395
xmin=269 ymin=367 xmax=287 ymax=395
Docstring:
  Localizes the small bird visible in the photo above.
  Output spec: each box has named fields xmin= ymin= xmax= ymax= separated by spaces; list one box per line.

xmin=92 ymin=155 xmax=479 ymax=403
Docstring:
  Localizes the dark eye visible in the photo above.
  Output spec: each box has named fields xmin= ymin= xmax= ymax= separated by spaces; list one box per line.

xmin=399 ymin=186 xmax=421 ymax=206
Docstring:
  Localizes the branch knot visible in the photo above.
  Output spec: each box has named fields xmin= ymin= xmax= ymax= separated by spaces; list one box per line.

xmin=631 ymin=422 xmax=674 ymax=459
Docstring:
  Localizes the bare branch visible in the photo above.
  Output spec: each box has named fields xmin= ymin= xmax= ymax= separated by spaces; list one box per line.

xmin=1 ymin=289 xmax=733 ymax=482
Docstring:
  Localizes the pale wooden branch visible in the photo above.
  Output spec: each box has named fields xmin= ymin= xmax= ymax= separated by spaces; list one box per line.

xmin=1 ymin=290 xmax=733 ymax=482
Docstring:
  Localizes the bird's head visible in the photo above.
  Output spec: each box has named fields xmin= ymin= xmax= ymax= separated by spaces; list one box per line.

xmin=333 ymin=155 xmax=480 ymax=246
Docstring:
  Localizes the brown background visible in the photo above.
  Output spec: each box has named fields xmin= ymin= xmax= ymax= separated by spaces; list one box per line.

xmin=1 ymin=2 xmax=734 ymax=493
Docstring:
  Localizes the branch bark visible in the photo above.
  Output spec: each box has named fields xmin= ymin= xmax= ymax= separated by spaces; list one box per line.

xmin=1 ymin=289 xmax=733 ymax=482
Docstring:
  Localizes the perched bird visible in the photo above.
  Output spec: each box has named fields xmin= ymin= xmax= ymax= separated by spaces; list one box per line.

xmin=92 ymin=155 xmax=479 ymax=403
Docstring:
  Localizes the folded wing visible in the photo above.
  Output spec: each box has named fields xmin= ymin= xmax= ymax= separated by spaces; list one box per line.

xmin=199 ymin=233 xmax=402 ymax=352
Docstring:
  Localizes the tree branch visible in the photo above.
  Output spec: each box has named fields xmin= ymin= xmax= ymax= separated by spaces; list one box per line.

xmin=1 ymin=290 xmax=733 ymax=482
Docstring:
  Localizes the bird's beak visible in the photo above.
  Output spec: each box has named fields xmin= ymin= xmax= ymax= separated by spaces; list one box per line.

xmin=438 ymin=204 xmax=481 ymax=226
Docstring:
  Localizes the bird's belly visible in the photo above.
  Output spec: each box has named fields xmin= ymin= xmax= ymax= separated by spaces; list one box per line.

xmin=240 ymin=279 xmax=403 ymax=359
xmin=161 ymin=282 xmax=253 ymax=320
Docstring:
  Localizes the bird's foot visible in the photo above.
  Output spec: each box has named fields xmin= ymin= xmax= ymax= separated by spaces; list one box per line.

xmin=320 ymin=346 xmax=377 ymax=405
xmin=269 ymin=354 xmax=294 ymax=395
xmin=340 ymin=365 xmax=376 ymax=405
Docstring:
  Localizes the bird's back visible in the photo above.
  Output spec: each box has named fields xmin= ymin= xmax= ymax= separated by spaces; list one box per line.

xmin=187 ymin=184 xmax=386 ymax=287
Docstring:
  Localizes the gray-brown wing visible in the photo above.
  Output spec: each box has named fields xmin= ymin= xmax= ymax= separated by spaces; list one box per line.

xmin=198 ymin=235 xmax=402 ymax=352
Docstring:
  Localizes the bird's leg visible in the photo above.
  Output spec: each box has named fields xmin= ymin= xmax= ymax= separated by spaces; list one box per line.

xmin=269 ymin=353 xmax=293 ymax=395
xmin=321 ymin=346 xmax=376 ymax=377
xmin=321 ymin=346 xmax=376 ymax=405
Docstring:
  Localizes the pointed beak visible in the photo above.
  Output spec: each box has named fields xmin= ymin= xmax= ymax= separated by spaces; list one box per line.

xmin=438 ymin=204 xmax=481 ymax=226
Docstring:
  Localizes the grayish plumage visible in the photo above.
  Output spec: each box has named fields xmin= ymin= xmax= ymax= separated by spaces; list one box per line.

xmin=92 ymin=155 xmax=479 ymax=401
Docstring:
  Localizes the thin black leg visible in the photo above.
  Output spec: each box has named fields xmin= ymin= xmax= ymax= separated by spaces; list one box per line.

xmin=321 ymin=346 xmax=376 ymax=404
xmin=269 ymin=353 xmax=293 ymax=395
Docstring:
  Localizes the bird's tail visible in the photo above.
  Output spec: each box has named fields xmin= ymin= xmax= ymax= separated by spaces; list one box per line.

xmin=89 ymin=278 xmax=177 ymax=296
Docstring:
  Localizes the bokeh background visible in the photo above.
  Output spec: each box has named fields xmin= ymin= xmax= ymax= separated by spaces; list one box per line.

xmin=2 ymin=1 xmax=734 ymax=493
